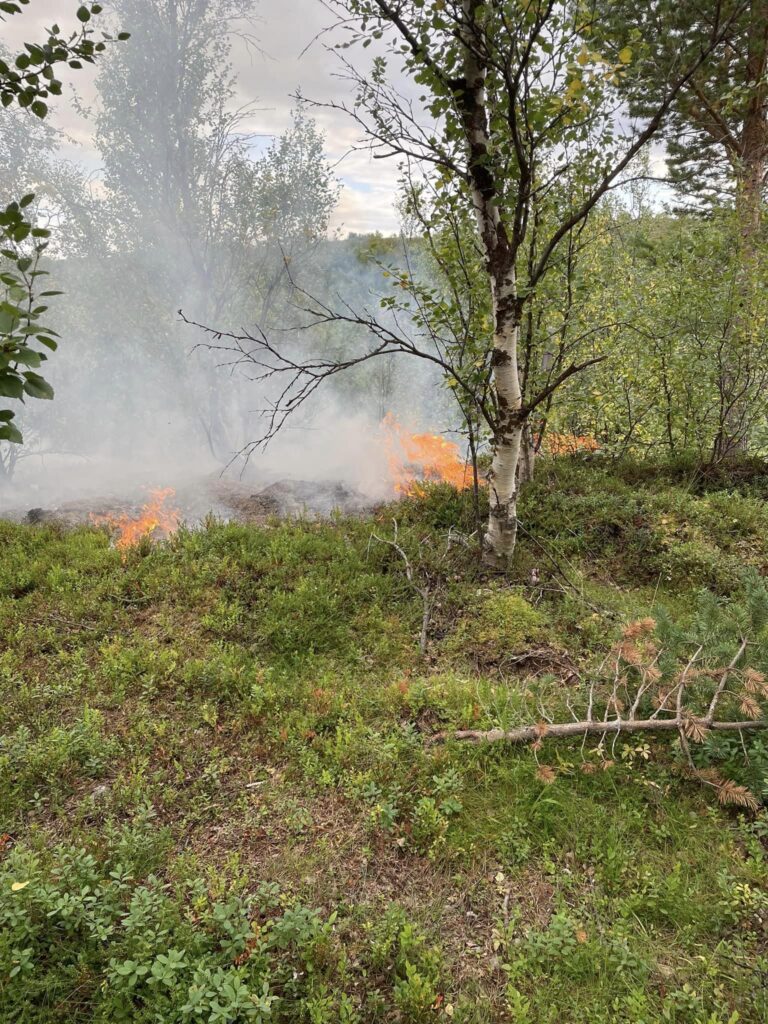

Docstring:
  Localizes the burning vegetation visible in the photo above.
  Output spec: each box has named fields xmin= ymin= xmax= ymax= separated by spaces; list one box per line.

xmin=90 ymin=487 xmax=181 ymax=551
xmin=382 ymin=414 xmax=477 ymax=496
xmin=543 ymin=432 xmax=600 ymax=456
xmin=380 ymin=417 xmax=598 ymax=497
xmin=8 ymin=422 xmax=602 ymax=553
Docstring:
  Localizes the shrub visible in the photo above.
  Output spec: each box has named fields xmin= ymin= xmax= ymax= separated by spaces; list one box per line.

xmin=0 ymin=840 xmax=350 ymax=1023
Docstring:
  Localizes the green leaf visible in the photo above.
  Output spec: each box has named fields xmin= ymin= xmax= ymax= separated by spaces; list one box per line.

xmin=22 ymin=371 xmax=54 ymax=400
xmin=13 ymin=349 xmax=43 ymax=368
xmin=77 ymin=5 xmax=91 ymax=21
xmin=0 ymin=421 xmax=23 ymax=444
xmin=0 ymin=310 xmax=19 ymax=333
xmin=0 ymin=373 xmax=24 ymax=399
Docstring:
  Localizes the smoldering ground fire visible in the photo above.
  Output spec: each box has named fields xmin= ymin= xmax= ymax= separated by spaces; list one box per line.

xmin=17 ymin=415 xmax=481 ymax=550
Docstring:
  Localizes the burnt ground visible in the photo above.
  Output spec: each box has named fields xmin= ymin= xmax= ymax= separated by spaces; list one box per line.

xmin=0 ymin=474 xmax=376 ymax=529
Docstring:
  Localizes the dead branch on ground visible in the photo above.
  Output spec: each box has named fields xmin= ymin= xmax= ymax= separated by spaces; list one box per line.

xmin=429 ymin=619 xmax=768 ymax=810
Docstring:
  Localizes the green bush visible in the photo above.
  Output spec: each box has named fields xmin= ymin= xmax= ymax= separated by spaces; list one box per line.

xmin=2 ymin=463 xmax=768 ymax=1023
xmin=0 ymin=841 xmax=345 ymax=1023
xmin=0 ymin=707 xmax=118 ymax=818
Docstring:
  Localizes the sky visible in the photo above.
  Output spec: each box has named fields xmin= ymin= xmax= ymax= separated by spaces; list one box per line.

xmin=3 ymin=0 xmax=404 ymax=234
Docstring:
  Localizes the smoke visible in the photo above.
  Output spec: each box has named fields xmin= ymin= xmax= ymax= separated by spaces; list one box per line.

xmin=249 ymin=406 xmax=398 ymax=499
xmin=0 ymin=1 xmax=458 ymax=519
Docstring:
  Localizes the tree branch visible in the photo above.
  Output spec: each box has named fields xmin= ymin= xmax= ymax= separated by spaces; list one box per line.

xmin=429 ymin=717 xmax=768 ymax=745
xmin=530 ymin=4 xmax=740 ymax=286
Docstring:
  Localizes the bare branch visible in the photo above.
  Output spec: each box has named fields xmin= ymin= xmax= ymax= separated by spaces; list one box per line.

xmin=429 ymin=717 xmax=768 ymax=746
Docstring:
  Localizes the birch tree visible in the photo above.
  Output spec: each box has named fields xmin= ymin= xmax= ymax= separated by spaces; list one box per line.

xmin=331 ymin=0 xmax=738 ymax=568
xmin=212 ymin=2 xmax=723 ymax=566
xmin=190 ymin=1 xmax=737 ymax=565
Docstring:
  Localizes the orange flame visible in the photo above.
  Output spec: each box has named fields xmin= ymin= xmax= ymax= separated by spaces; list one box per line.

xmin=382 ymin=414 xmax=477 ymax=495
xmin=543 ymin=432 xmax=599 ymax=456
xmin=381 ymin=418 xmax=598 ymax=496
xmin=91 ymin=487 xmax=180 ymax=551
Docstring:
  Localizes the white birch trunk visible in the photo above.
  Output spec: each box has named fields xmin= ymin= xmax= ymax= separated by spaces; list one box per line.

xmin=483 ymin=294 xmax=524 ymax=568
xmin=460 ymin=0 xmax=526 ymax=568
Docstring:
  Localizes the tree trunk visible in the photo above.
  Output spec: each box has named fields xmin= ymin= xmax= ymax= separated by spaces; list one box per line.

xmin=483 ymin=297 xmax=525 ymax=568
xmin=713 ymin=0 xmax=768 ymax=461
xmin=714 ymin=172 xmax=764 ymax=460
xmin=456 ymin=1 xmax=526 ymax=569
xmin=518 ymin=421 xmax=536 ymax=485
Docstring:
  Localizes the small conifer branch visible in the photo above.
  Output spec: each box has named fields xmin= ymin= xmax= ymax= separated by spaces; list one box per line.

xmin=429 ymin=638 xmax=766 ymax=751
xmin=706 ymin=637 xmax=749 ymax=723
xmin=427 ymin=717 xmax=768 ymax=746
xmin=675 ymin=646 xmax=703 ymax=767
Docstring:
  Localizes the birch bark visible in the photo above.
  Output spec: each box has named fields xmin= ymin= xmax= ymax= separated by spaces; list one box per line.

xmin=459 ymin=0 xmax=526 ymax=567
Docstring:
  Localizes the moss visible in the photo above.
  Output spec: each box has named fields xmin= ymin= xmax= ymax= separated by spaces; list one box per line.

xmin=442 ymin=590 xmax=552 ymax=668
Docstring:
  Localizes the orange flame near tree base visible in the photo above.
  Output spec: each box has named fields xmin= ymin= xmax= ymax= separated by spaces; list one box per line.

xmin=91 ymin=487 xmax=180 ymax=552
xmin=382 ymin=414 xmax=478 ymax=496
xmin=381 ymin=416 xmax=598 ymax=496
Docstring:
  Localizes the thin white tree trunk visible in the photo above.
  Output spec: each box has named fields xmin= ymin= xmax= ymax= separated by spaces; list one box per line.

xmin=459 ymin=1 xmax=526 ymax=568
xmin=518 ymin=420 xmax=537 ymax=485
xmin=483 ymin=298 xmax=524 ymax=567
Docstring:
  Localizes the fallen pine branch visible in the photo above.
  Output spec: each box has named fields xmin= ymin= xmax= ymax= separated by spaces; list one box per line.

xmin=424 ymin=607 xmax=768 ymax=812
xmin=428 ymin=628 xmax=767 ymax=750
xmin=427 ymin=717 xmax=768 ymax=746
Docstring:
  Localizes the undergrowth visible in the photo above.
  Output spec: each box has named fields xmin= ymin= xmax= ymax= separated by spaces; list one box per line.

xmin=1 ymin=459 xmax=768 ymax=1022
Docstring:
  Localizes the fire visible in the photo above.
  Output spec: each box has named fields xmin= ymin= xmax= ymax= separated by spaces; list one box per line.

xmin=91 ymin=487 xmax=180 ymax=551
xmin=382 ymin=414 xmax=476 ymax=495
xmin=543 ymin=432 xmax=599 ymax=455
xmin=381 ymin=417 xmax=599 ymax=496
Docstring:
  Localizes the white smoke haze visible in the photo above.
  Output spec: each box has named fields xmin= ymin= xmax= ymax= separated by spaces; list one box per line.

xmin=2 ymin=404 xmax=401 ymax=515
xmin=0 ymin=1 xmax=464 ymax=524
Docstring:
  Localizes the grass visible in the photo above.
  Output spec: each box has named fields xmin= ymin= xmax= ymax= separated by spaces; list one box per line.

xmin=1 ymin=459 xmax=768 ymax=1022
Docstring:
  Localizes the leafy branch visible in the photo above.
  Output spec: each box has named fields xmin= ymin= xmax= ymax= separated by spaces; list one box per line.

xmin=0 ymin=197 xmax=59 ymax=442
xmin=0 ymin=2 xmax=128 ymax=119
xmin=0 ymin=1 xmax=129 ymax=442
